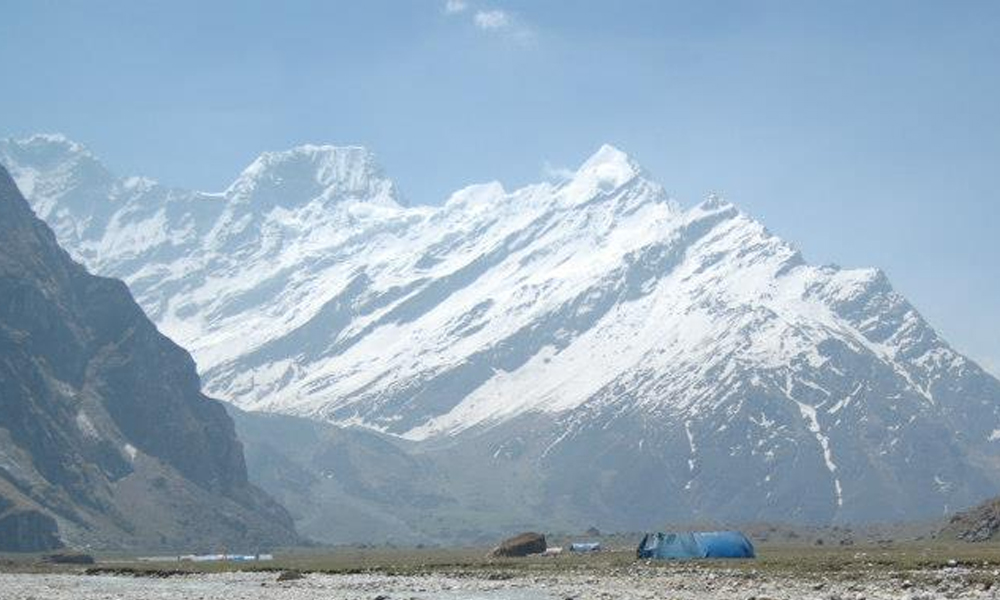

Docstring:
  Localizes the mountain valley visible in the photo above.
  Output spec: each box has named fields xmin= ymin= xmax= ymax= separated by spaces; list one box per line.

xmin=3 ymin=134 xmax=1000 ymax=542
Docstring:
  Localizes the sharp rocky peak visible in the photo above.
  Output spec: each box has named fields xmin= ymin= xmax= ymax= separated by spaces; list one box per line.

xmin=579 ymin=143 xmax=639 ymax=175
xmin=553 ymin=143 xmax=667 ymax=211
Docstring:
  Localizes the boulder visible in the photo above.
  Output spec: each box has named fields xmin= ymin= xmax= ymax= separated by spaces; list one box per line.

xmin=491 ymin=532 xmax=546 ymax=557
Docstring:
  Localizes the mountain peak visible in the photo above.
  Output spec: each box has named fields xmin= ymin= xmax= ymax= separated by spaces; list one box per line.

xmin=577 ymin=144 xmax=640 ymax=185
xmin=5 ymin=133 xmax=90 ymax=155
xmin=557 ymin=144 xmax=645 ymax=204
xmin=581 ymin=143 xmax=633 ymax=167
xmin=224 ymin=144 xmax=403 ymax=209
xmin=0 ymin=134 xmax=113 ymax=211
xmin=698 ymin=193 xmax=734 ymax=212
xmin=1 ymin=133 xmax=100 ymax=170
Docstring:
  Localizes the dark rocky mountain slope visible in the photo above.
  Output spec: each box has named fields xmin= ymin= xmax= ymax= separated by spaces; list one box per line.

xmin=0 ymin=164 xmax=298 ymax=551
xmin=942 ymin=495 xmax=1000 ymax=542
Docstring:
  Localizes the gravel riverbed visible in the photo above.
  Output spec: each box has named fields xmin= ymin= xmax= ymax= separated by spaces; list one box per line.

xmin=2 ymin=566 xmax=999 ymax=600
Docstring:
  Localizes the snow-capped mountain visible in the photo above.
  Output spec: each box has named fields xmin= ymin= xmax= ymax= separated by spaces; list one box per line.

xmin=4 ymin=133 xmax=1000 ymax=528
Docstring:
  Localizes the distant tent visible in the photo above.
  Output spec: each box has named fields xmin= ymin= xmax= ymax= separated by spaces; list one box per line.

xmin=569 ymin=542 xmax=601 ymax=553
xmin=636 ymin=531 xmax=755 ymax=560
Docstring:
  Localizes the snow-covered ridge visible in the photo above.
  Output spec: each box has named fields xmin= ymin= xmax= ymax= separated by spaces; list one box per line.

xmin=224 ymin=144 xmax=403 ymax=208
xmin=3 ymin=133 xmax=1000 ymax=524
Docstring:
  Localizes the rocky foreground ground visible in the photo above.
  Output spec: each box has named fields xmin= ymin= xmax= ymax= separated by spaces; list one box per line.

xmin=1 ymin=564 xmax=999 ymax=600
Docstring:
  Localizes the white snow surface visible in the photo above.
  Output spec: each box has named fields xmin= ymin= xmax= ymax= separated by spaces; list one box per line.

xmin=0 ymin=134 xmax=992 ymax=455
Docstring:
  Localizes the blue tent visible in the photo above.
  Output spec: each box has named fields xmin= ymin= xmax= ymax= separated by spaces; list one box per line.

xmin=636 ymin=531 xmax=755 ymax=559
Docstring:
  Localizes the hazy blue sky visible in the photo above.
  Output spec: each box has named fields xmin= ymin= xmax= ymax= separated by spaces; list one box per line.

xmin=2 ymin=1 xmax=998 ymax=375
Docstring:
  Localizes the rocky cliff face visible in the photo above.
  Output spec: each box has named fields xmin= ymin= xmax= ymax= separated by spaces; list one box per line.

xmin=0 ymin=494 xmax=61 ymax=553
xmin=0 ymin=164 xmax=298 ymax=551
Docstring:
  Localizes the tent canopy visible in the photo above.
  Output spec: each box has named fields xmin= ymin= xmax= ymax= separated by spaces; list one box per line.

xmin=636 ymin=531 xmax=755 ymax=560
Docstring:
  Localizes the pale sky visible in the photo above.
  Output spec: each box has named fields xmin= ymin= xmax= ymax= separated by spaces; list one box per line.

xmin=2 ymin=0 xmax=998 ymax=375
